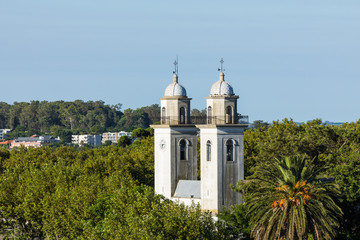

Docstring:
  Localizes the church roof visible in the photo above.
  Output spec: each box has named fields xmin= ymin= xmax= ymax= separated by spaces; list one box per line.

xmin=210 ymin=72 xmax=234 ymax=96
xmin=173 ymin=180 xmax=201 ymax=198
xmin=164 ymin=74 xmax=187 ymax=97
xmin=14 ymin=135 xmax=54 ymax=143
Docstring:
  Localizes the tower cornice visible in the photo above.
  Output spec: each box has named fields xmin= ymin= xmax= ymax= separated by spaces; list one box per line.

xmin=205 ymin=95 xmax=239 ymax=99
xmin=160 ymin=96 xmax=192 ymax=100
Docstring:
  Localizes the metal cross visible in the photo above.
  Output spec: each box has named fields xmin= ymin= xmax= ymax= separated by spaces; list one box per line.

xmin=218 ymin=58 xmax=225 ymax=72
xmin=173 ymin=57 xmax=178 ymax=75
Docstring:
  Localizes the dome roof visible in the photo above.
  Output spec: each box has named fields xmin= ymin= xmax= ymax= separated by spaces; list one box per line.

xmin=210 ymin=72 xmax=234 ymax=96
xmin=164 ymin=74 xmax=187 ymax=97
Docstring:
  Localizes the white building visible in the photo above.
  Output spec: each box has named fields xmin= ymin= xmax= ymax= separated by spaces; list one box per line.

xmin=0 ymin=129 xmax=11 ymax=140
xmin=151 ymin=60 xmax=248 ymax=213
xmin=101 ymin=131 xmax=132 ymax=144
xmin=72 ymin=134 xmax=102 ymax=146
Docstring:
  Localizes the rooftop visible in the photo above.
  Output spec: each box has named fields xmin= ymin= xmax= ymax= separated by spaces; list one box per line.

xmin=173 ymin=180 xmax=201 ymax=199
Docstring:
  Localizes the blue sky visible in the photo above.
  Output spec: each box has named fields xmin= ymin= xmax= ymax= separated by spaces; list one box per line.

xmin=0 ymin=1 xmax=359 ymax=122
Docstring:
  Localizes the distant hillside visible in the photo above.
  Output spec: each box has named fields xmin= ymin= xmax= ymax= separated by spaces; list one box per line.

xmin=0 ymin=100 xmax=160 ymax=140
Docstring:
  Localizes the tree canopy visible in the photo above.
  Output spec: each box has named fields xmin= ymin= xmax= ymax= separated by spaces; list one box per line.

xmin=0 ymin=137 xmax=230 ymax=239
xmin=0 ymin=113 xmax=359 ymax=239
xmin=240 ymin=119 xmax=360 ymax=239
xmin=243 ymin=156 xmax=342 ymax=239
xmin=0 ymin=101 xmax=162 ymax=140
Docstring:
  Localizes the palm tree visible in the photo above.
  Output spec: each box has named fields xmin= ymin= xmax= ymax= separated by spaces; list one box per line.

xmin=246 ymin=156 xmax=342 ymax=240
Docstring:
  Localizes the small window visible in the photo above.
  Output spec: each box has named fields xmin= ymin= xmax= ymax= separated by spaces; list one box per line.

xmin=207 ymin=106 xmax=212 ymax=124
xmin=206 ymin=140 xmax=211 ymax=161
xmin=226 ymin=139 xmax=234 ymax=161
xmin=180 ymin=107 xmax=186 ymax=124
xmin=180 ymin=139 xmax=187 ymax=160
xmin=161 ymin=107 xmax=166 ymax=124
xmin=226 ymin=106 xmax=233 ymax=124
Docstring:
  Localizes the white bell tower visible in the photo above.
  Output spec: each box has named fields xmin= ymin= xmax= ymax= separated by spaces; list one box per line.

xmin=152 ymin=58 xmax=248 ymax=212
xmin=196 ymin=59 xmax=247 ymax=213
xmin=152 ymin=61 xmax=198 ymax=200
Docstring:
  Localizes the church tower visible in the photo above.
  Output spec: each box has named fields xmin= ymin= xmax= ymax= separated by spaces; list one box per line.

xmin=196 ymin=59 xmax=247 ymax=213
xmin=152 ymin=62 xmax=198 ymax=200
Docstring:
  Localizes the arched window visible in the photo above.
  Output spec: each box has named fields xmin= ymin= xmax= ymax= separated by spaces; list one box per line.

xmin=226 ymin=139 xmax=234 ymax=161
xmin=206 ymin=140 xmax=211 ymax=161
xmin=207 ymin=106 xmax=212 ymax=124
xmin=180 ymin=139 xmax=187 ymax=160
xmin=161 ymin=107 xmax=166 ymax=124
xmin=180 ymin=107 xmax=186 ymax=124
xmin=226 ymin=106 xmax=233 ymax=124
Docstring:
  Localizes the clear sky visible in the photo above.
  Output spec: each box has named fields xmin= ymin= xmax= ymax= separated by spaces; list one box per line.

xmin=1 ymin=1 xmax=359 ymax=123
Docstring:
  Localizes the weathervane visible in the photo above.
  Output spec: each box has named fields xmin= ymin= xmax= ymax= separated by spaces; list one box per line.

xmin=173 ymin=56 xmax=178 ymax=75
xmin=218 ymin=58 xmax=225 ymax=72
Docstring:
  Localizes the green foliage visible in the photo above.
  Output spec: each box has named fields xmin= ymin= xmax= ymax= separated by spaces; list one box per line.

xmin=83 ymin=186 xmax=222 ymax=240
xmin=1 ymin=115 xmax=360 ymax=239
xmin=191 ymin=108 xmax=206 ymax=118
xmin=252 ymin=120 xmax=269 ymax=129
xmin=116 ymin=104 xmax=160 ymax=132
xmin=103 ymin=140 xmax=113 ymax=146
xmin=0 ymin=137 xmax=235 ymax=239
xmin=0 ymin=138 xmax=153 ymax=238
xmin=240 ymin=156 xmax=342 ymax=240
xmin=0 ymin=147 xmax=10 ymax=171
xmin=0 ymin=101 xmax=161 ymax=140
xmin=118 ymin=136 xmax=132 ymax=148
xmin=145 ymin=127 xmax=154 ymax=136
xmin=51 ymin=125 xmax=72 ymax=143
xmin=131 ymin=128 xmax=150 ymax=139
xmin=1 ymin=100 xmax=122 ymax=138
xmin=217 ymin=204 xmax=252 ymax=240
xmin=243 ymin=119 xmax=360 ymax=239
xmin=244 ymin=119 xmax=355 ymax=176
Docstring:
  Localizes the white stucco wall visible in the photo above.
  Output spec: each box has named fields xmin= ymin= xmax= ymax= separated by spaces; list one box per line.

xmin=154 ymin=128 xmax=172 ymax=199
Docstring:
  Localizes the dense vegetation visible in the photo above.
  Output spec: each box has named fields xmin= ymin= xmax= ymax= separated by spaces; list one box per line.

xmin=225 ymin=119 xmax=360 ymax=239
xmin=245 ymin=156 xmax=342 ymax=239
xmin=0 ymin=111 xmax=359 ymax=239
xmin=0 ymin=138 xmax=230 ymax=239
xmin=0 ymin=101 xmax=161 ymax=139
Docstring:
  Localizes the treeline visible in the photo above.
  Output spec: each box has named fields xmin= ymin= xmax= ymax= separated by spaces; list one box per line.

xmin=236 ymin=119 xmax=360 ymax=239
xmin=0 ymin=118 xmax=359 ymax=239
xmin=0 ymin=101 xmax=161 ymax=139
xmin=0 ymin=138 xmax=232 ymax=239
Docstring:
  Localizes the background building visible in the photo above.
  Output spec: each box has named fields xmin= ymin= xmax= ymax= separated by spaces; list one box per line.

xmin=0 ymin=129 xmax=11 ymax=140
xmin=72 ymin=134 xmax=102 ymax=146
xmin=101 ymin=131 xmax=132 ymax=144
xmin=11 ymin=135 xmax=58 ymax=148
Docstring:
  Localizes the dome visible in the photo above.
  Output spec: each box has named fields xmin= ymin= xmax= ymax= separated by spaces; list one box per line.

xmin=210 ymin=72 xmax=234 ymax=96
xmin=164 ymin=74 xmax=187 ymax=97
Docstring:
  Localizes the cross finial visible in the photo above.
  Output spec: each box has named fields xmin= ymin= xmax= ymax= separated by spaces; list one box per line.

xmin=173 ymin=56 xmax=178 ymax=75
xmin=218 ymin=58 xmax=225 ymax=72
